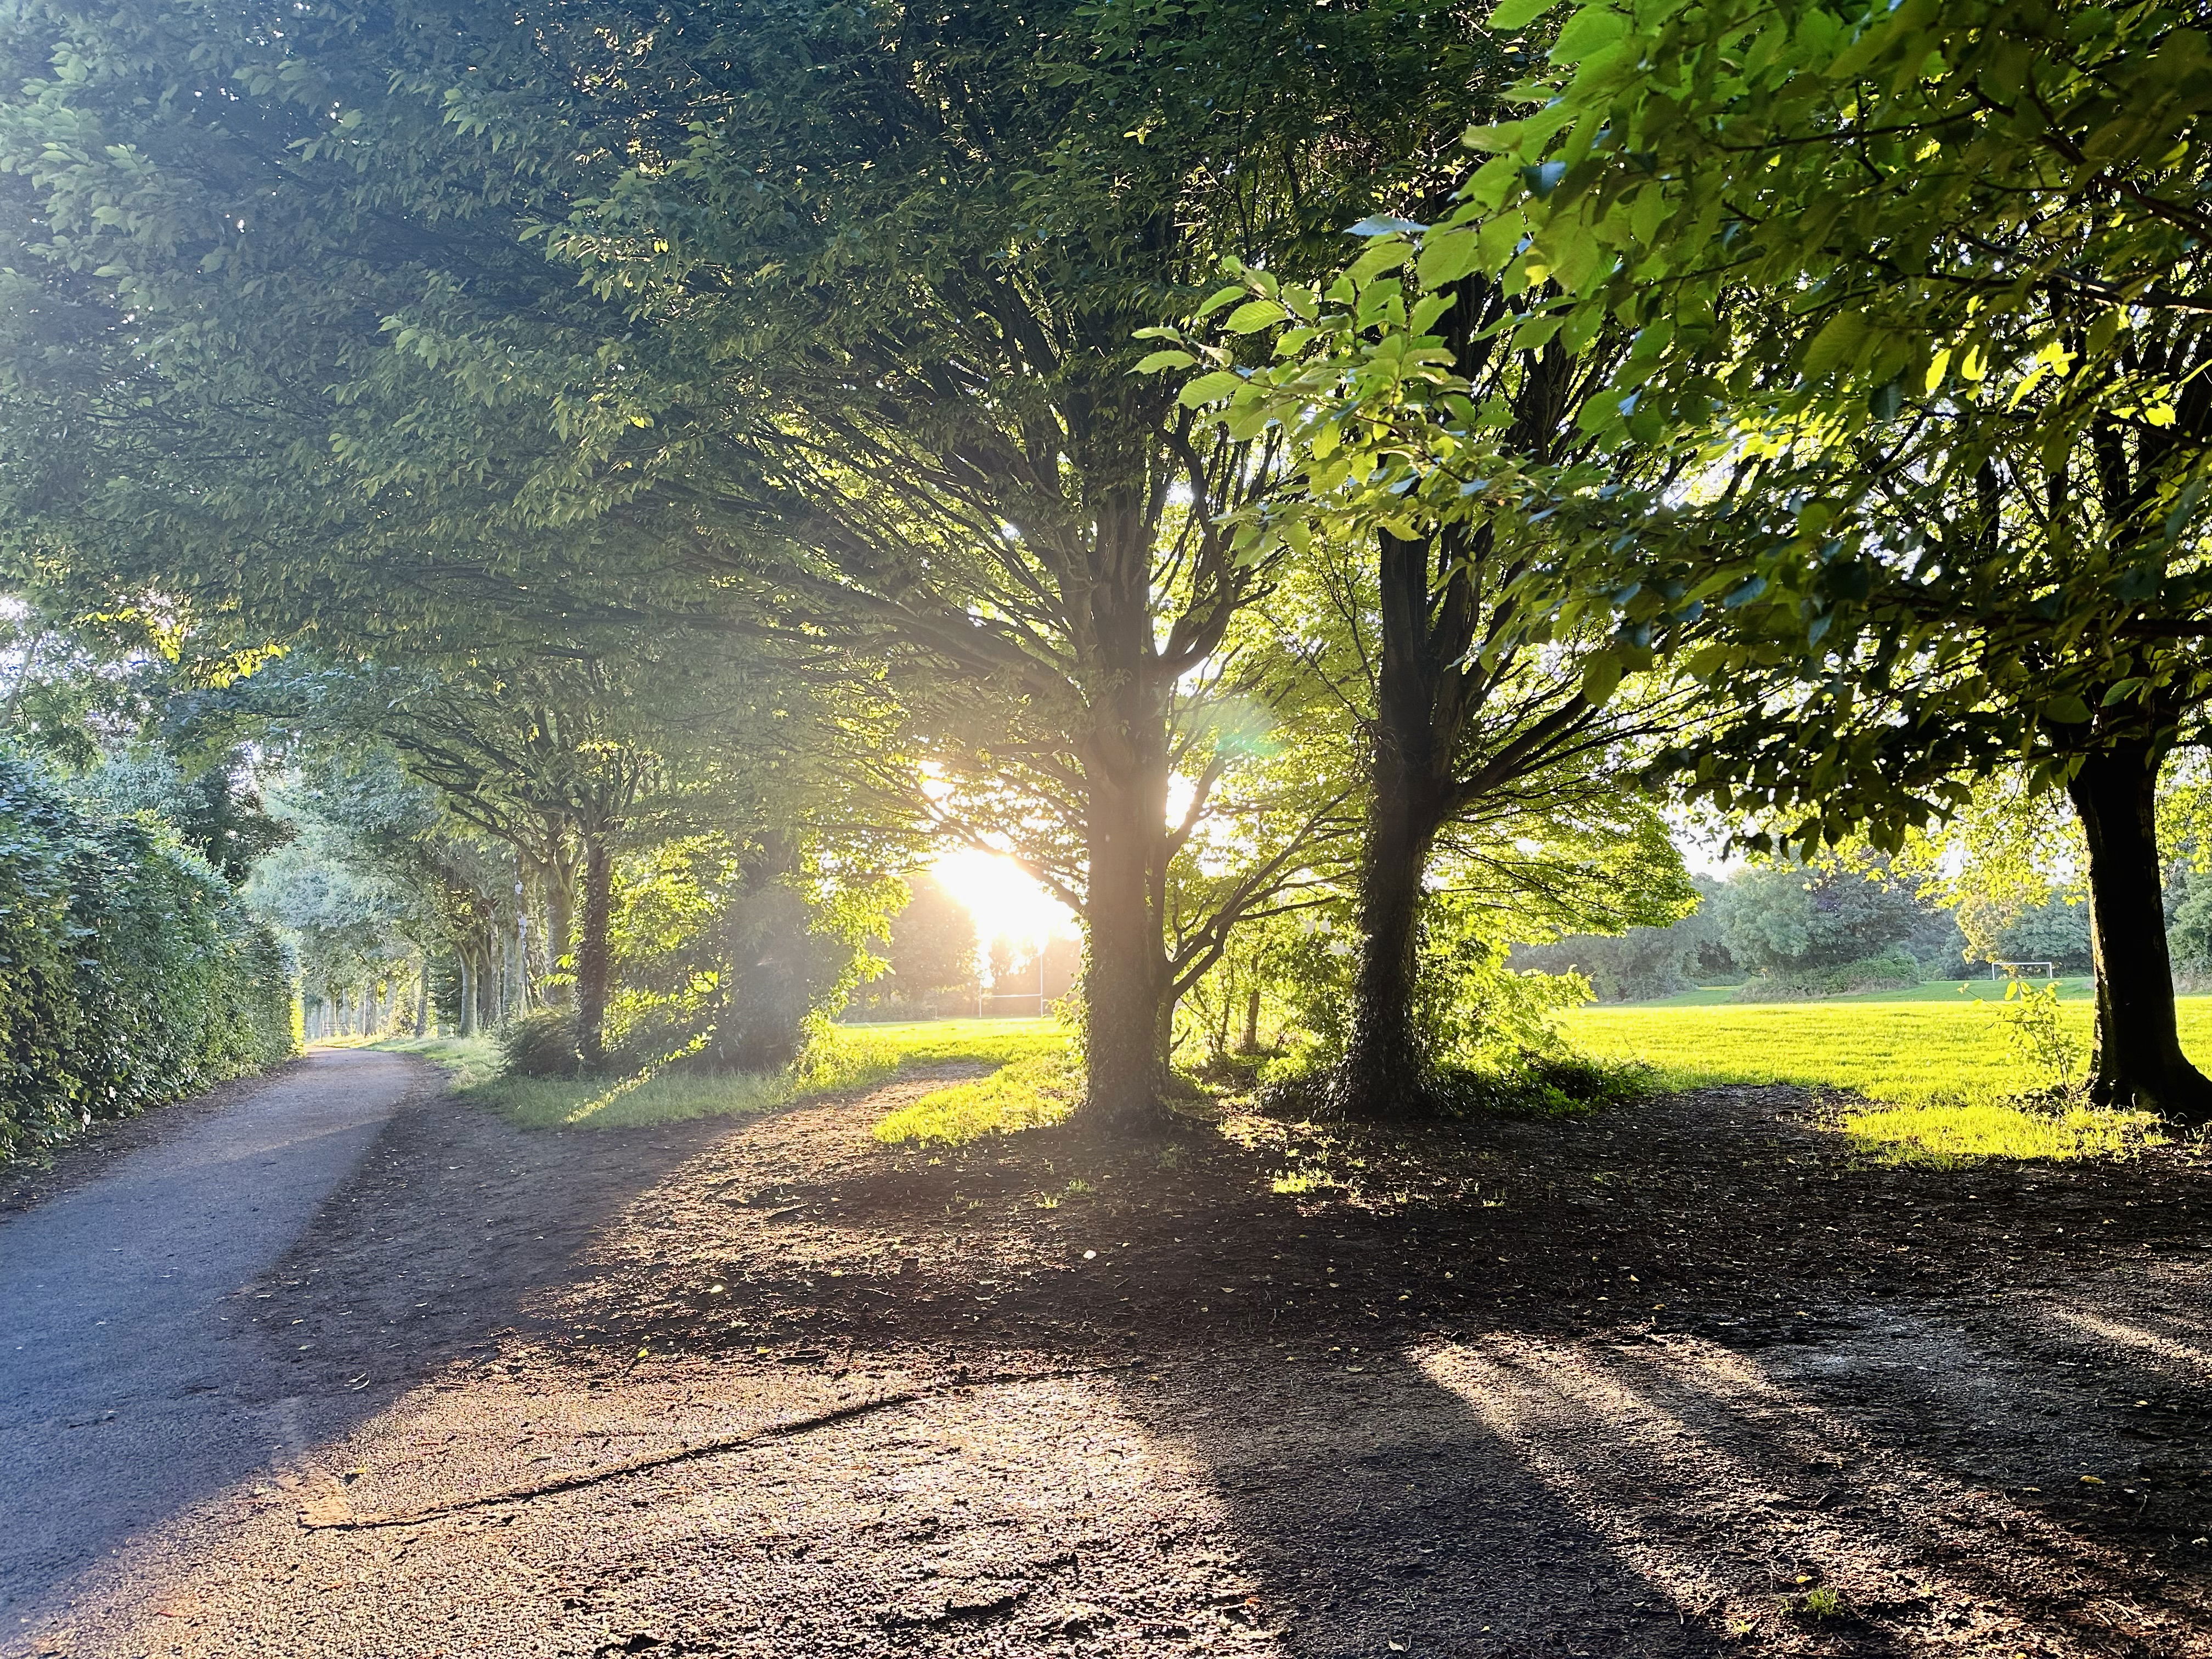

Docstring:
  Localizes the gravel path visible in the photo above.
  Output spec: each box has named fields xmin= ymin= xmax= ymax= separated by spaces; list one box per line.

xmin=8 ymin=1053 xmax=2212 ymax=1657
xmin=0 ymin=1049 xmax=427 ymax=1648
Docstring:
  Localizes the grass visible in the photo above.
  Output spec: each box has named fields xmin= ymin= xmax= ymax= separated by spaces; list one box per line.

xmin=1626 ymin=976 xmax=2095 ymax=1008
xmin=324 ymin=1032 xmax=506 ymax=1091
xmin=1565 ymin=995 xmax=2196 ymax=1165
xmin=872 ymin=1051 xmax=1082 ymax=1147
xmin=368 ymin=1017 xmax=1069 ymax=1132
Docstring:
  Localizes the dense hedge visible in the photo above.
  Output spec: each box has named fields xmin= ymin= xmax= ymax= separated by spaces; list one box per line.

xmin=0 ymin=755 xmax=297 ymax=1160
xmin=1730 ymin=949 xmax=1924 ymax=1002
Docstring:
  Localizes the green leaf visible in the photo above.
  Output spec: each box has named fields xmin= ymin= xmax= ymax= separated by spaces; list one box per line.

xmin=1550 ymin=7 xmax=1629 ymax=62
xmin=1408 ymin=292 xmax=1454 ymax=337
xmin=1178 ymin=370 xmax=1245 ymax=408
xmin=1133 ymin=348 xmax=1197 ymax=374
xmin=1581 ymin=650 xmax=1623 ymax=705
xmin=1224 ymin=300 xmax=1286 ymax=334
xmin=1799 ymin=311 xmax=1868 ymax=381
xmin=2042 ymin=695 xmax=2092 ymax=725
xmin=1488 ymin=0 xmax=1561 ymax=30
xmin=1416 ymin=228 xmax=1482 ymax=290
xmin=1193 ymin=285 xmax=1246 ymax=320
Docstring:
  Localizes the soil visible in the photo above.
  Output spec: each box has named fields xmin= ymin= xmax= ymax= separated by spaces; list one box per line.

xmin=16 ymin=1059 xmax=2212 ymax=1657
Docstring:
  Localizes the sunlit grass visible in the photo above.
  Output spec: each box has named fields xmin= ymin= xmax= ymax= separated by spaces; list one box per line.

xmin=872 ymin=1051 xmax=1081 ymax=1147
xmin=1565 ymin=996 xmax=2212 ymax=1165
xmin=343 ymin=1032 xmax=506 ymax=1091
xmin=375 ymin=1016 xmax=1072 ymax=1132
xmin=1626 ymin=975 xmax=2095 ymax=1008
xmin=1837 ymin=1100 xmax=2164 ymax=1167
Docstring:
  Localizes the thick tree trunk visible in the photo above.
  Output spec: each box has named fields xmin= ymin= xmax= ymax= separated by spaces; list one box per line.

xmin=1333 ymin=759 xmax=1448 ymax=1117
xmin=2068 ymin=736 xmax=2212 ymax=1124
xmin=458 ymin=956 xmax=477 ymax=1039
xmin=1332 ymin=530 xmax=1458 ymax=1119
xmin=575 ymin=833 xmax=613 ymax=1070
xmin=413 ymin=963 xmax=430 ymax=1037
xmin=1240 ymin=986 xmax=1261 ymax=1054
xmin=1081 ymin=766 xmax=1172 ymax=1132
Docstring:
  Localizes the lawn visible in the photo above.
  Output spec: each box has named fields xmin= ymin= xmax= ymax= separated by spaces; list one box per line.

xmin=1628 ymin=975 xmax=2095 ymax=1008
xmin=372 ymin=1017 xmax=1067 ymax=1131
xmin=1564 ymin=994 xmax=2200 ymax=1164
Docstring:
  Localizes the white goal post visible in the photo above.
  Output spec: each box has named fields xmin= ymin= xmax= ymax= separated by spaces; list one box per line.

xmin=1989 ymin=960 xmax=2058 ymax=980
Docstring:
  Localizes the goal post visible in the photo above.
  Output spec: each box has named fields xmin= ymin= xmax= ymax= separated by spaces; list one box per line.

xmin=1990 ymin=960 xmax=2058 ymax=981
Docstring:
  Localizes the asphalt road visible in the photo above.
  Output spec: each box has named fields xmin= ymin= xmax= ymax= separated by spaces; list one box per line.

xmin=0 ymin=1048 xmax=420 ymax=1645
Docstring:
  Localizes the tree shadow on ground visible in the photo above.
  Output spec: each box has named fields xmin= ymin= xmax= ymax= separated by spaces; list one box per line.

xmin=516 ymin=1075 xmax=2212 ymax=1654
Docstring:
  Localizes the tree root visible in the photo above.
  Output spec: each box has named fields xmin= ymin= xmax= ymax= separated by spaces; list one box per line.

xmin=303 ymin=1392 xmax=921 ymax=1530
xmin=301 ymin=1359 xmax=1140 ymax=1531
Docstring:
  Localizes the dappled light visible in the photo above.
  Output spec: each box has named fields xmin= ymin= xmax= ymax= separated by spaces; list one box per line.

xmin=10 ymin=0 xmax=2212 ymax=1650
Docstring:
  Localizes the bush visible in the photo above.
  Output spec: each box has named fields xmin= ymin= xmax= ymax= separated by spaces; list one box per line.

xmin=499 ymin=1006 xmax=584 ymax=1077
xmin=1731 ymin=949 xmax=1922 ymax=1002
xmin=0 ymin=754 xmax=296 ymax=1161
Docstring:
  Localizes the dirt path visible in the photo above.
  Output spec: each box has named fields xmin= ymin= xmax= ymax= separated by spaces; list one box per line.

xmin=9 ymin=1059 xmax=2212 ymax=1657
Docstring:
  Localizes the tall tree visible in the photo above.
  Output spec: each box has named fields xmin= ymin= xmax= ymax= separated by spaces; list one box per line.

xmin=1172 ymin=242 xmax=1695 ymax=1114
xmin=0 ymin=0 xmax=1507 ymax=1128
xmin=1418 ymin=0 xmax=2212 ymax=1119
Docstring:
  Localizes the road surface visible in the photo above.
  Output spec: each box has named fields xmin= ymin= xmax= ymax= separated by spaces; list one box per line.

xmin=0 ymin=1049 xmax=421 ymax=1645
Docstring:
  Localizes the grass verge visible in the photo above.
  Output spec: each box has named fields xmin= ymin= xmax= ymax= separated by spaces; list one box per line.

xmin=330 ymin=1032 xmax=505 ymax=1091
xmin=375 ymin=1017 xmax=1069 ymax=1132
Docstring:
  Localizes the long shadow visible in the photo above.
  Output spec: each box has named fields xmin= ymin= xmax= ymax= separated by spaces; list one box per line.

xmin=25 ymin=1062 xmax=2212 ymax=1656
xmin=0 ymin=1046 xmax=720 ymax=1654
xmin=558 ymin=1080 xmax=2212 ymax=1654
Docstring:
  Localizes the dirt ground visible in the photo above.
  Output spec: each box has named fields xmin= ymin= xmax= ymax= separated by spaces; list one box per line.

xmin=18 ymin=1058 xmax=2212 ymax=1657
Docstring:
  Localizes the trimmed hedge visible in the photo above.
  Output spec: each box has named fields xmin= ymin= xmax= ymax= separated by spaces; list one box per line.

xmin=1 ymin=755 xmax=296 ymax=1161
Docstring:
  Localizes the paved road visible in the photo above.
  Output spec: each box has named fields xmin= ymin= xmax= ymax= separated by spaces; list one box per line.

xmin=0 ymin=1049 xmax=420 ymax=1643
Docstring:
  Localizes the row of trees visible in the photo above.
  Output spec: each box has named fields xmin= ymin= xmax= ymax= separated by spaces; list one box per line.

xmin=1 ymin=0 xmax=2208 ymax=1126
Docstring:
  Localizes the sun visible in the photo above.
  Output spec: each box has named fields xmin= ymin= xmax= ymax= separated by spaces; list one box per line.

xmin=929 ymin=848 xmax=1075 ymax=950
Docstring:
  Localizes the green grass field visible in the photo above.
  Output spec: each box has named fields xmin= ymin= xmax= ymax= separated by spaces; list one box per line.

xmin=357 ymin=990 xmax=2195 ymax=1168
xmin=1628 ymin=976 xmax=2095 ymax=1007
xmin=1565 ymin=992 xmax=2193 ymax=1164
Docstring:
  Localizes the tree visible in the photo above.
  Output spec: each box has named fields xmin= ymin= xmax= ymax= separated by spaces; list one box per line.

xmin=0 ymin=0 xmax=1507 ymax=1130
xmin=499 ymin=0 xmax=1509 ymax=1126
xmin=868 ymin=873 xmax=978 ymax=1018
xmin=1431 ymin=0 xmax=2212 ymax=1118
xmin=1171 ymin=237 xmax=1696 ymax=1114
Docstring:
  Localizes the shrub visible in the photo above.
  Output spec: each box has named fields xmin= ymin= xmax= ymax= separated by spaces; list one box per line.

xmin=1731 ymin=949 xmax=1922 ymax=1002
xmin=0 ymin=754 xmax=296 ymax=1161
xmin=499 ymin=1006 xmax=584 ymax=1077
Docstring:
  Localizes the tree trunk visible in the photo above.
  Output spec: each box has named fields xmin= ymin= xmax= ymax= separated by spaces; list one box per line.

xmin=414 ymin=963 xmax=430 ymax=1037
xmin=543 ymin=838 xmax=578 ymax=1008
xmin=1331 ymin=529 xmax=1458 ymax=1119
xmin=2068 ymin=736 xmax=2212 ymax=1124
xmin=1333 ymin=765 xmax=1447 ymax=1116
xmin=575 ymin=833 xmax=613 ymax=1070
xmin=1240 ymin=986 xmax=1261 ymax=1054
xmin=458 ymin=956 xmax=477 ymax=1038
xmin=1080 ymin=766 xmax=1172 ymax=1132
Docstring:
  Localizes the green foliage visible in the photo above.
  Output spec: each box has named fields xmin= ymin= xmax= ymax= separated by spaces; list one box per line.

xmin=1994 ymin=977 xmax=2087 ymax=1099
xmin=1732 ymin=950 xmax=1922 ymax=1002
xmin=499 ymin=1007 xmax=581 ymax=1080
xmin=0 ymin=752 xmax=294 ymax=1160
